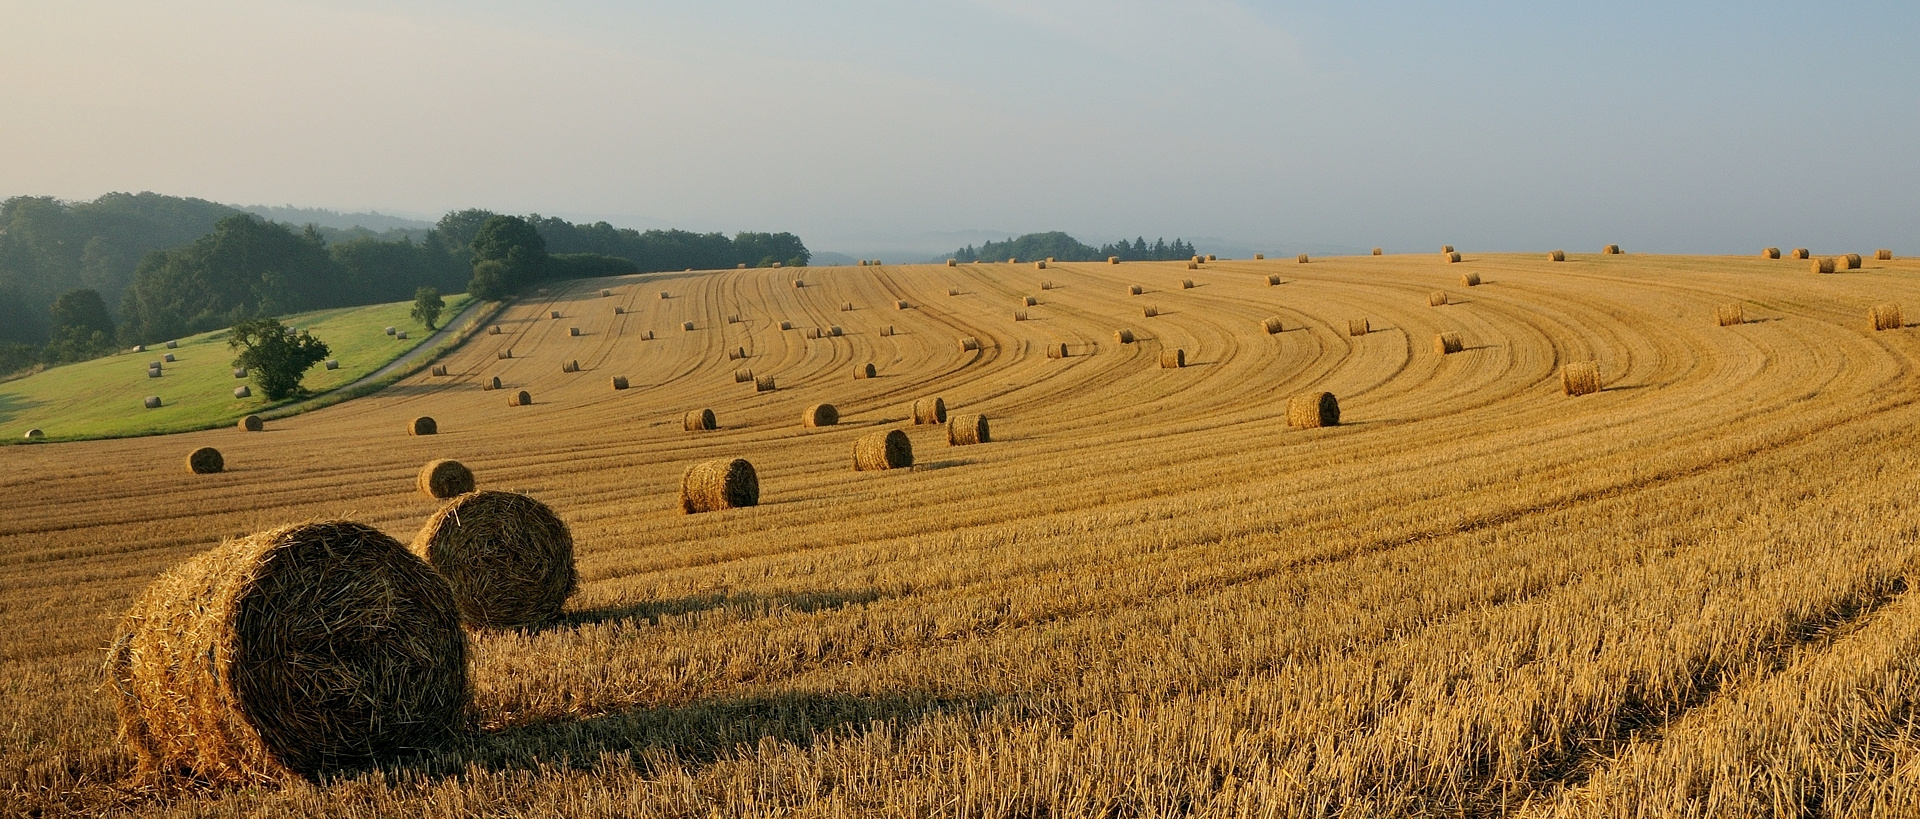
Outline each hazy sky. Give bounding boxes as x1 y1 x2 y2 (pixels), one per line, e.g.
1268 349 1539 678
3 1 1915 255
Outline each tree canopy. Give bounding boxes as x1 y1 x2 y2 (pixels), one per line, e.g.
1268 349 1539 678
948 232 1200 263
228 318 331 401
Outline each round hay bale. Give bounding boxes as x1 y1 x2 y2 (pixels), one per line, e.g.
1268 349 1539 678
1187 262 1200 270
1114 329 1136 344
561 361 579 374
856 363 877 379
165 340 179 349
325 359 339 369
948 413 990 446
1255 253 1265 259
842 302 855 312
1035 260 1047 269
611 376 630 390
734 369 754 383
1603 244 1622 255
1561 361 1602 396
1286 392 1340 428
803 403 838 427
771 261 783 268
1160 349 1186 368
1047 342 1068 359
1108 256 1119 264
511 390 532 407
1763 247 1781 259
913 397 947 425
1022 296 1037 307
755 375 776 392
1205 255 1216 262
486 376 502 391
1461 272 1481 286
107 521 467 784
685 408 717 431
600 289 612 297
24 428 44 440
143 396 161 409
1435 332 1463 355
549 311 561 320
660 291 671 300
681 458 758 513
896 300 910 310
1181 279 1196 289
1812 258 1836 274
780 321 794 331
568 327 580 337
147 366 162 378
1445 251 1462 263
133 344 145 352
489 325 502 335
416 459 475 499
1716 303 1745 327
497 350 513 360
1844 253 1863 270
1297 254 1310 263
946 259 957 267
613 306 625 315
233 368 247 379
1192 256 1203 264
1143 306 1159 318
1267 274 1282 285
830 326 844 337
386 326 398 335
1871 303 1903 331
1876 249 1894 261
1549 250 1566 262
949 287 962 296
233 386 251 399
185 447 224 474
411 491 575 627
642 330 654 340
1373 248 1383 255
1792 248 1810 259
880 325 895 336
1348 319 1370 337
959 337 981 351
682 321 695 331
409 416 437 436
853 429 913 471
1441 245 1453 253
1263 317 1284 335
163 353 176 363
239 414 263 432
1429 291 1449 307
1128 284 1143 295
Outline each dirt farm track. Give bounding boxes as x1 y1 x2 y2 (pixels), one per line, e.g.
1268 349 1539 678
9 252 1920 817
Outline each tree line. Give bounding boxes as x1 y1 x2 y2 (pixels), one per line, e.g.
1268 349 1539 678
948 232 1200 263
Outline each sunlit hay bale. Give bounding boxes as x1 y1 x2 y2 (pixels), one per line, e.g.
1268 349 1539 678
807 328 823 339
734 369 754 383
232 367 247 379
948 413 990 445
946 259 957 266
396 331 408 340
727 315 742 325
842 302 855 312
1128 284 1144 295
852 429 913 471
239 415 263 432
1108 256 1119 264
1812 258 1836 274
1297 254 1309 263
1441 245 1453 253
685 408 717 431
409 416 437 436
1429 291 1449 307
1035 261 1047 270
1041 281 1056 290
497 350 513 360
1549 250 1566 262
780 320 794 331
949 287 962 296
895 300 910 310
1205 255 1216 262
410 491 575 628
386 326 397 335
830 326 844 337
613 305 627 315
560 361 579 374
1843 253 1863 270
133 344 146 352
1461 272 1481 286
660 291 670 300
568 327 580 337
611 376 629 390
1159 349 1186 368
1267 274 1282 285
681 320 697 332
1561 361 1602 396
1763 247 1781 259
728 347 747 361
856 363 877 379
803 403 839 428
913 397 948 425
186 447 224 474
106 520 467 785
1603 244 1622 255
484 376 501 391
1114 329 1136 344
416 459 475 500
1716 304 1745 327
325 359 339 370
1349 319 1370 336
880 326 895 336
1871 303 1903 331
1182 279 1195 289
1435 332 1463 355
1022 296 1037 307
1047 343 1068 359
549 311 561 320
430 365 448 377
1792 248 1810 259
1445 251 1462 263
233 386 251 399
1287 392 1339 428
1014 311 1030 321
1253 253 1266 260
144 396 162 409
23 428 43 440
510 390 532 407
600 289 611 298
1046 256 1055 263
960 337 981 351
1877 249 1894 261
755 375 777 392
1373 248 1383 255
680 458 758 514
1263 317 1284 334
1143 306 1159 318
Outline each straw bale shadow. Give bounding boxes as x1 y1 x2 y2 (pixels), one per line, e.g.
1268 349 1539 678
551 588 886 631
913 459 974 471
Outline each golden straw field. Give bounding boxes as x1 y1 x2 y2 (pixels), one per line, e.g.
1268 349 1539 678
10 250 1920 817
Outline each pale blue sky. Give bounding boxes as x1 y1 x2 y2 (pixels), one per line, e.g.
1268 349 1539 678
2 1 1914 256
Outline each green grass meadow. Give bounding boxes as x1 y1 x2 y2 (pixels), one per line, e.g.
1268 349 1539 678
1 294 470 443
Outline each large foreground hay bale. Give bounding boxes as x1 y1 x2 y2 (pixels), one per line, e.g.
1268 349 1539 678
685 408 717 431
411 491 576 627
416 459 475 499
238 415 263 432
1717 303 1745 327
681 458 758 513
853 429 913 471
1871 303 1903 331
1287 392 1339 428
948 413 989 445
107 521 467 784
409 416 437 436
913 397 947 425
1160 349 1186 368
803 403 839 427
1562 362 1602 396
1435 332 1464 354
1461 272 1481 286
186 447 224 474
1812 258 1836 274
1429 291 1449 307
1348 319 1370 336
1876 249 1894 261
1763 247 1781 259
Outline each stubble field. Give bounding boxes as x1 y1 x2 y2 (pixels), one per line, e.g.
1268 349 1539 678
5 251 1920 817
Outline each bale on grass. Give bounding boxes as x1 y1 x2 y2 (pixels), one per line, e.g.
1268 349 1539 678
1877 249 1894 261
1267 274 1282 285
1429 291 1449 307
1812 258 1836 274
1603 244 1622 255
106 521 467 785
144 396 161 409
1461 272 1481 286
803 403 839 427
1349 319 1370 336
1763 247 1781 259
1160 349 1186 368
1717 303 1745 327
233 386 251 399
960 337 982 351
1549 250 1566 262
409 416 437 436
147 366 161 379
1435 332 1463 354
1287 392 1339 428
1114 329 1136 344
233 368 247 379
239 415 263 432
684 408 717 431
133 344 145 352
755 375 777 392
510 390 532 407
416 460 475 499
1263 317 1284 335
1128 284 1144 295
913 397 947 425
395 331 408 339
410 491 574 628
187 447 224 474
1562 362 1602 396
856 363 877 379
1871 303 1903 331
612 376 630 390
24 428 43 440
164 353 176 362
680 459 758 513
325 359 339 369
1047 343 1068 359
948 413 990 445
853 429 913 471
165 340 179 349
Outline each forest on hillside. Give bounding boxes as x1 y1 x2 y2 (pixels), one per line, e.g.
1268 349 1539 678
948 232 1200 264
